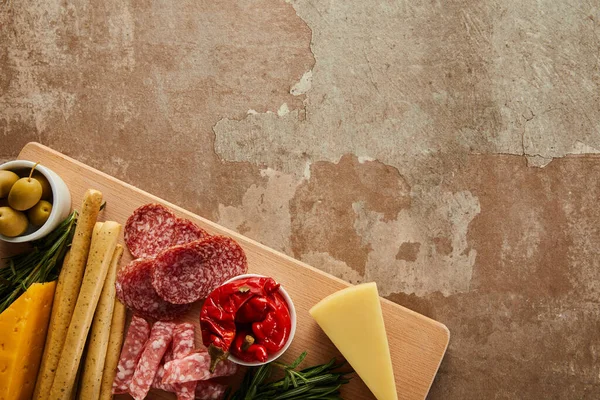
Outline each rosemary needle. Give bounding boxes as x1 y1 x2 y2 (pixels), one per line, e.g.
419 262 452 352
226 352 352 400
0 210 77 314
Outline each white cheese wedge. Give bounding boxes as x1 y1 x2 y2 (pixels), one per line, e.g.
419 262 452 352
309 282 398 400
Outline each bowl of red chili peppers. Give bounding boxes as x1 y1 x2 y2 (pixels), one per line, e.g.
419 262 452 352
200 274 297 371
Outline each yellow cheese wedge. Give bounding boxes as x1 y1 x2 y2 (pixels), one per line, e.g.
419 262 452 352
0 281 56 400
310 282 398 400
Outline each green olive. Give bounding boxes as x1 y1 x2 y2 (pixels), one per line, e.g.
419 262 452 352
32 172 52 200
0 207 29 237
28 200 53 226
8 177 43 211
0 170 19 198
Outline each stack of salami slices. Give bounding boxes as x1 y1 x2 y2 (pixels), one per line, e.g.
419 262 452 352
116 204 248 320
113 316 237 400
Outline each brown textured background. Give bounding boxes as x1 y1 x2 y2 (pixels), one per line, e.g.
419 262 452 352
2 0 599 398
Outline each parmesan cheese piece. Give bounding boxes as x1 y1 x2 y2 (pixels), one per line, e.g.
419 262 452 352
309 282 398 400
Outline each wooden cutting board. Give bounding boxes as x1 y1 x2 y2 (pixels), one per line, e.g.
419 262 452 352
5 143 449 399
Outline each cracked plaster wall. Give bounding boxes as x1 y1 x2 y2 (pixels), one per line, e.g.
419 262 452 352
213 0 600 297
2 0 600 398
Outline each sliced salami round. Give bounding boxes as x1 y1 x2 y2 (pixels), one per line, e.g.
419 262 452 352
129 321 175 400
171 323 197 399
125 203 209 259
151 363 176 393
151 342 178 392
195 381 227 400
112 316 151 394
172 218 209 247
116 258 190 320
151 236 248 305
162 351 238 384
125 204 178 259
172 322 196 358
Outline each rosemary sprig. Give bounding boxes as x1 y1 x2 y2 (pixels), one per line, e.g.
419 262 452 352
226 352 352 400
0 210 77 314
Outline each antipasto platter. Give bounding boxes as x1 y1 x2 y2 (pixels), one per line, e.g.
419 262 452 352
0 142 449 400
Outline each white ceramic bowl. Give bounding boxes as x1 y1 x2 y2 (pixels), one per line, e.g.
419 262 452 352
222 273 297 367
0 160 71 243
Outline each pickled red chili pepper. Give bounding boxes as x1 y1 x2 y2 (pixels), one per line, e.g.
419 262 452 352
200 276 292 371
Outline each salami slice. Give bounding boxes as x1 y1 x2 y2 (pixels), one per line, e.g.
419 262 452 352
130 321 175 400
195 381 227 400
152 236 248 304
125 204 209 259
152 346 176 393
172 218 209 247
125 204 179 259
171 323 197 400
116 258 190 320
112 316 151 394
162 351 238 384
172 322 195 358
151 323 198 398
153 363 176 393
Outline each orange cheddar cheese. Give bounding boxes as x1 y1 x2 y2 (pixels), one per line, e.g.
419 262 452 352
0 281 56 400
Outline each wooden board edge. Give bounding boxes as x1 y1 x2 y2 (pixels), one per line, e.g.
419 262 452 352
424 324 450 398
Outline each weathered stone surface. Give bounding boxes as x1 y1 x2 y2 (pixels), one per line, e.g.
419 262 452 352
0 0 314 218
2 0 599 398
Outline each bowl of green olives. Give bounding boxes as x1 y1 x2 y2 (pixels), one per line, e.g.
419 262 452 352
0 160 71 243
